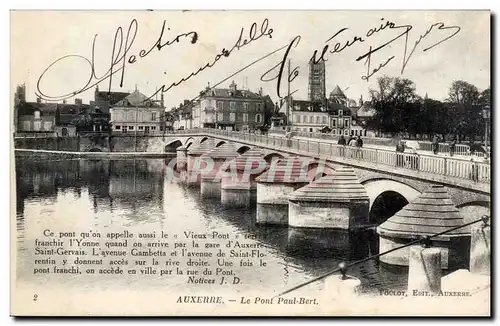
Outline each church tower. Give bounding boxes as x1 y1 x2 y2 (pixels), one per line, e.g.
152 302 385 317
308 59 326 102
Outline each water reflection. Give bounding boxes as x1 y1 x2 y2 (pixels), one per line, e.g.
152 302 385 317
15 156 407 294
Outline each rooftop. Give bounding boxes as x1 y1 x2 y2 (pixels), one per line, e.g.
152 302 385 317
113 90 160 108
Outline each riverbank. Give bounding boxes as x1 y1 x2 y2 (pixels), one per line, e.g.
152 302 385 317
14 148 176 158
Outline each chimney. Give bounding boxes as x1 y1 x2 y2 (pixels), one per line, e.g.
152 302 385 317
75 98 83 105
161 93 164 108
37 97 41 104
229 80 237 92
259 87 263 96
62 99 67 104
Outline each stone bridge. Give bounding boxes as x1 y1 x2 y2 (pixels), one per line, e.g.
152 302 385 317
161 131 491 224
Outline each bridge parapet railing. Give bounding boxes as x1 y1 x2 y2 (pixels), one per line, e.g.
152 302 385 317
271 129 474 156
153 128 491 184
195 129 490 184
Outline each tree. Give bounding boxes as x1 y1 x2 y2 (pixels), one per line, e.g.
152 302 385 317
448 80 480 105
367 76 420 136
479 87 491 109
446 80 482 141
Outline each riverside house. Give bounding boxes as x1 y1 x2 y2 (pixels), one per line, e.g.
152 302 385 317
109 90 165 134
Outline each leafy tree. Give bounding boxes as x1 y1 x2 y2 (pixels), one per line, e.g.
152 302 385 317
479 87 491 108
366 77 489 141
446 80 482 141
367 76 420 136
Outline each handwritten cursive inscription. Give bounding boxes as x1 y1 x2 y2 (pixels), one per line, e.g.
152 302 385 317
311 18 461 81
260 35 301 99
36 16 461 104
147 19 273 101
36 19 198 101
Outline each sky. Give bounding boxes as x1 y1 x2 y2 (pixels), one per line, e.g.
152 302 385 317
10 10 490 109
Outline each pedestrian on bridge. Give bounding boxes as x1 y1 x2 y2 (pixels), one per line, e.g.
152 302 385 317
396 140 405 167
469 158 479 182
338 135 346 157
348 137 357 158
449 139 456 157
355 136 363 159
432 135 439 155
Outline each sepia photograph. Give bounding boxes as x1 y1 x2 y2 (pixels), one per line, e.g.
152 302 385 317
9 9 491 317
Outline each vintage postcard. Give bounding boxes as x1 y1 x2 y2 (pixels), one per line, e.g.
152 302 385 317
10 10 491 316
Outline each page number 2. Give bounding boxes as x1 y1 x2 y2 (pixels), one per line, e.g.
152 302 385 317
33 294 38 301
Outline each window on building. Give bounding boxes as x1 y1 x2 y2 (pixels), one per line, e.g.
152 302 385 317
243 113 248 123
128 111 135 120
229 112 236 122
128 126 133 130
151 126 156 130
216 101 223 109
316 116 320 124
139 126 144 130
345 119 349 127
344 129 349 136
230 102 236 111
122 126 128 133
322 116 327 124
34 111 41 119
339 119 343 128
332 129 336 135
339 110 343 116
243 103 249 111
22 121 30 131
217 112 224 121
294 115 299 123
309 116 313 123
152 112 157 121
255 114 262 123
33 121 41 131
115 125 121 130
43 121 52 131
332 119 336 127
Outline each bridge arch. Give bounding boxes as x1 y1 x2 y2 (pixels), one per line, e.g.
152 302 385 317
236 145 251 155
456 201 491 225
308 161 336 181
216 140 226 147
164 140 183 152
184 137 195 146
362 178 421 225
200 136 209 144
263 152 285 166
88 148 103 152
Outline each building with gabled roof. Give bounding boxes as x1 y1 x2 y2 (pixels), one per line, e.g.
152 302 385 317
109 89 165 134
94 85 130 114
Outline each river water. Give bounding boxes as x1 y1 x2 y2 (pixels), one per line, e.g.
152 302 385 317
15 156 408 296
